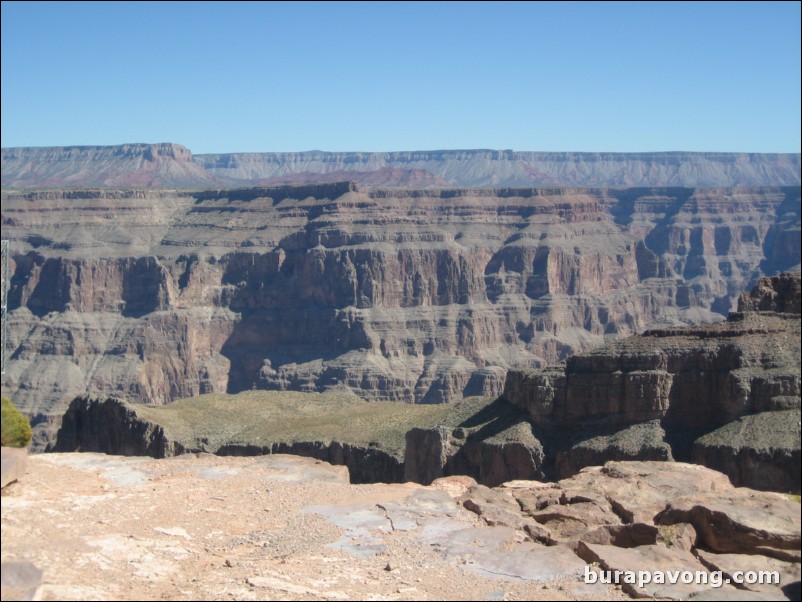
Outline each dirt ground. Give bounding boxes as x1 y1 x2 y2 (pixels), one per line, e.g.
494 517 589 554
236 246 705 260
0 452 632 601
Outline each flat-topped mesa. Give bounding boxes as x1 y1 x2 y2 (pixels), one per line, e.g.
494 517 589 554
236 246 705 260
2 142 193 161
1 143 216 189
194 149 802 188
4 144 801 189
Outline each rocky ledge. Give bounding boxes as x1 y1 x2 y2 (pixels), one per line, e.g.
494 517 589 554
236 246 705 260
2 454 800 601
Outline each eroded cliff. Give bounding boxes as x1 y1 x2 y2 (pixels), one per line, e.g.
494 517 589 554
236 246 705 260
502 273 801 491
1 185 800 449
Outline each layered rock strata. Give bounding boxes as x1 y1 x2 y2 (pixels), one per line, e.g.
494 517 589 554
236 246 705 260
457 461 801 599
1 185 799 450
502 273 801 491
3 144 800 188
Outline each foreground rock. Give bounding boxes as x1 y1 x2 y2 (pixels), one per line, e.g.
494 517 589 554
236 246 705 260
1 452 629 601
4 455 799 601
655 491 801 561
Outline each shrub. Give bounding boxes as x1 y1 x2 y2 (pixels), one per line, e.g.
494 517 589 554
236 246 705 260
1 396 33 448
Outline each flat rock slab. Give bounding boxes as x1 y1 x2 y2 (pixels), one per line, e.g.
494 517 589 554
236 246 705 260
656 490 801 560
578 542 716 599
0 561 43 601
251 455 351 483
45 452 156 487
687 586 796 601
307 487 465 556
432 525 523 559
465 542 586 581
304 502 394 557
560 461 734 525
1 447 28 489
696 549 801 596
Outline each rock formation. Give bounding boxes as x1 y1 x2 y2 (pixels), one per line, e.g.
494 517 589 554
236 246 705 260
1 184 799 450
3 144 800 188
5 453 800 601
503 272 801 491
194 150 802 188
54 395 180 458
0 143 219 189
53 272 801 492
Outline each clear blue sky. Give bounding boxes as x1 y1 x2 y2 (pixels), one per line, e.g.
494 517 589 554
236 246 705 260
2 1 800 153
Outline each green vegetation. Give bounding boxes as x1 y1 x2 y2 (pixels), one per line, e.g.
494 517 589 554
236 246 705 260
136 389 503 457
1 396 33 448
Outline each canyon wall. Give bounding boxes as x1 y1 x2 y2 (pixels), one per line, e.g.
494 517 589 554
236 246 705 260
1 184 800 449
502 273 801 491
51 274 800 492
3 144 800 189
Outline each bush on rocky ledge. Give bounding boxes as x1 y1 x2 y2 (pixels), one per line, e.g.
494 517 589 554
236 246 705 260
1 396 33 448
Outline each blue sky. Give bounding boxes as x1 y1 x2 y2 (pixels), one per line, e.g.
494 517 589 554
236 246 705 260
2 1 800 153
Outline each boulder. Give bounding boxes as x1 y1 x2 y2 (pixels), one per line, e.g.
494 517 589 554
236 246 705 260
527 501 621 544
559 461 733 525
655 490 801 561
696 549 800 597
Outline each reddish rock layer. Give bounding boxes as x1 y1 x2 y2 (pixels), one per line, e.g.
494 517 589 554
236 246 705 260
1 185 799 451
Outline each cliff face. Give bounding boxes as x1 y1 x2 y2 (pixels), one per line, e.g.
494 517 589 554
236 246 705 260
53 395 181 458
3 144 800 189
1 185 799 449
503 272 801 491
50 276 801 492
505 311 801 430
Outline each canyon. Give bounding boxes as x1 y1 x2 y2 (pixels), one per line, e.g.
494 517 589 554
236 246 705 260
49 273 801 494
1 144 800 601
1 180 800 451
